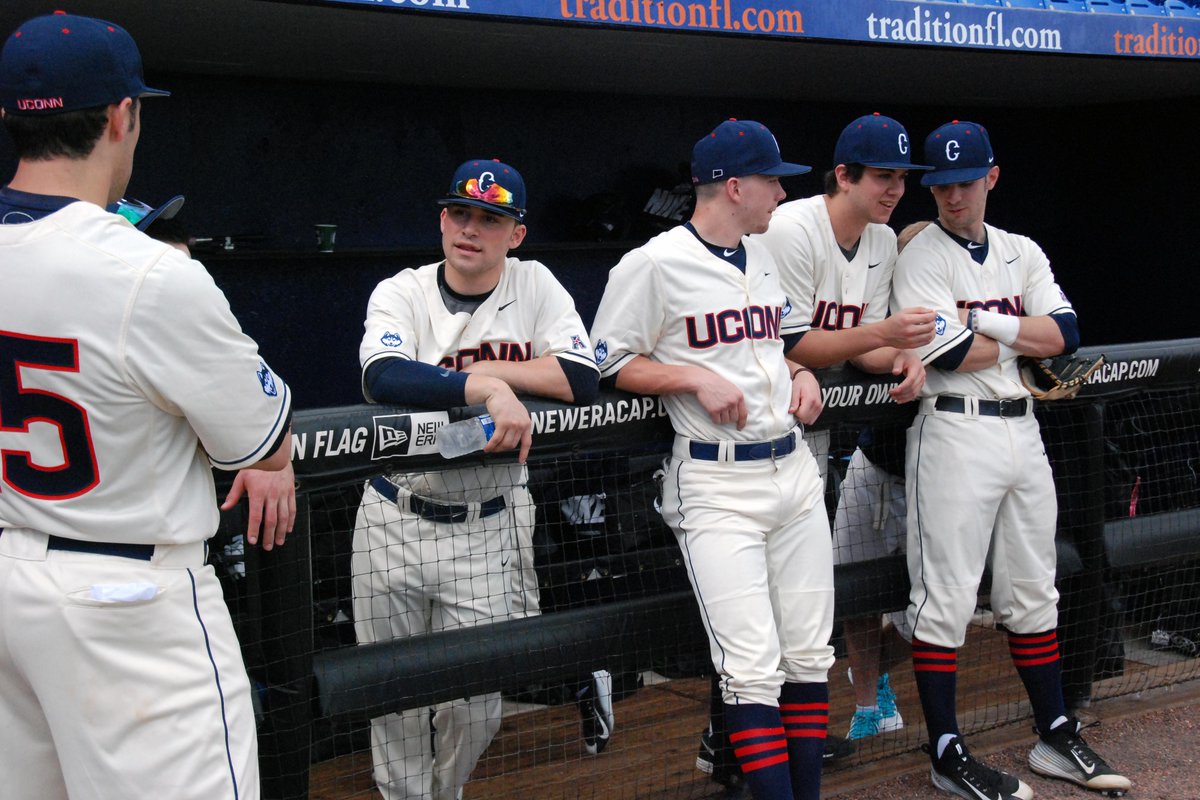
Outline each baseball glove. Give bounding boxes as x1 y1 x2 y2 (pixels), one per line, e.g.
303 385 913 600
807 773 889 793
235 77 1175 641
1019 354 1105 401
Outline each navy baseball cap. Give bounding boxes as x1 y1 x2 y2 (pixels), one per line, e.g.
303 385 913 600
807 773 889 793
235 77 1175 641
438 159 527 221
109 194 185 230
834 113 931 171
0 12 168 115
921 120 996 187
691 119 811 186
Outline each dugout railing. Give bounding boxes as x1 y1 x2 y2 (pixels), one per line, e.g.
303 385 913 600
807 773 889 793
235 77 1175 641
221 338 1200 799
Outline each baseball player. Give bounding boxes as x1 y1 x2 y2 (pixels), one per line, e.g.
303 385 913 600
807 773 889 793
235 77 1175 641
0 13 293 800
762 111 935 743
351 158 601 800
693 113 935 778
891 120 1129 799
590 118 832 800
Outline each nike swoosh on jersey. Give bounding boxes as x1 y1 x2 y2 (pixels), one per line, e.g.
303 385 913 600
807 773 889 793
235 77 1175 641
868 262 882 269
722 248 738 257
1005 256 1019 264
498 300 517 311
967 242 984 250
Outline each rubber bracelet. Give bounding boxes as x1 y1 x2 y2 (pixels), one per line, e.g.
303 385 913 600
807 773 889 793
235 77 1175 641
970 308 1021 346
791 366 814 380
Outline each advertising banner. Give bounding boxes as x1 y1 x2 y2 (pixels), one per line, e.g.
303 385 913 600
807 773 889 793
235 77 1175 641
316 0 1200 60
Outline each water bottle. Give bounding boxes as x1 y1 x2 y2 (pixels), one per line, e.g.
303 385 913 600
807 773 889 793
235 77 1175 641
437 413 495 458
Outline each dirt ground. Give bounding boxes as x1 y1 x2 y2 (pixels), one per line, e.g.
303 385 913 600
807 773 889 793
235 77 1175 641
825 679 1200 799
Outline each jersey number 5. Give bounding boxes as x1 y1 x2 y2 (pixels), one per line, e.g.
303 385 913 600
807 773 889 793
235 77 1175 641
0 330 100 499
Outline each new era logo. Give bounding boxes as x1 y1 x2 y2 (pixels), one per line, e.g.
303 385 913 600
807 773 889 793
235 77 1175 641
371 414 413 459
378 426 409 450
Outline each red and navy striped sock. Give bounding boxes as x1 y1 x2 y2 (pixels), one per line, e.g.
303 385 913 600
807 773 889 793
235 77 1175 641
912 638 959 747
725 702 792 799
1009 629 1068 735
779 681 827 800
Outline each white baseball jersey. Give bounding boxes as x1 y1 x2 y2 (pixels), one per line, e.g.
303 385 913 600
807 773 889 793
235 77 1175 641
757 194 895 335
591 224 834 708
892 222 1074 400
590 225 801 443
754 193 898 486
355 256 593 800
1 197 287 800
0 202 292 545
894 220 1068 647
360 256 596 502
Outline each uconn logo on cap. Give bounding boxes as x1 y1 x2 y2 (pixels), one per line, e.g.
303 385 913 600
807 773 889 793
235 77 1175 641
898 133 910 156
944 139 963 162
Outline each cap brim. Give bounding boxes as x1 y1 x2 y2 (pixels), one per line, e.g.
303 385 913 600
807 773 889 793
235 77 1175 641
139 87 171 98
761 161 813 177
920 166 992 186
137 195 185 230
856 161 934 171
437 196 525 221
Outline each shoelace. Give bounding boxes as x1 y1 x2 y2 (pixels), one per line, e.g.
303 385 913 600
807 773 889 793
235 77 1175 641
849 710 879 738
925 742 1008 794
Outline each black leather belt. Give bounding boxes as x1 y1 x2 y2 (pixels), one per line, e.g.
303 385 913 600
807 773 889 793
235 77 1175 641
935 396 1029 418
689 431 797 462
0 529 156 561
370 477 506 524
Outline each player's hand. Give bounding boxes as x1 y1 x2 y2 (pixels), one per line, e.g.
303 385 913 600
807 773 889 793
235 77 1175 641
221 461 297 551
881 308 938 349
691 367 747 430
480 381 533 463
888 350 926 403
789 368 823 425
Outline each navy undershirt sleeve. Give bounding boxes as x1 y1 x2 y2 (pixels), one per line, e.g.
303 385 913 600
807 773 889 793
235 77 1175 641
782 332 804 354
932 333 973 372
259 407 294 461
560 357 600 405
1052 312 1081 355
363 357 468 408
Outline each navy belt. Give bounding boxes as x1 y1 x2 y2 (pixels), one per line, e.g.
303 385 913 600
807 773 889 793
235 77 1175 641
689 431 796 462
0 529 155 561
370 477 506 524
935 395 1029 418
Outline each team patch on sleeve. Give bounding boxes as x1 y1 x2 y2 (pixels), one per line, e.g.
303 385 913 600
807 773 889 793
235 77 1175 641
782 298 793 318
381 331 403 348
935 313 948 336
257 362 279 397
571 334 587 351
594 339 609 365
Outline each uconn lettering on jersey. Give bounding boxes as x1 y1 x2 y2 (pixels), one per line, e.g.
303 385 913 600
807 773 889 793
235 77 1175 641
686 305 782 349
438 340 533 370
811 300 867 331
956 295 1024 316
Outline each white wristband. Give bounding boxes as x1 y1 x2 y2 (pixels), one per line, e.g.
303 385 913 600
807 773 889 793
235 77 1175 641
996 341 1020 363
970 308 1021 346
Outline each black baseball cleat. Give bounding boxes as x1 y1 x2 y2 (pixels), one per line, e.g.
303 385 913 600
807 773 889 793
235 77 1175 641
823 733 855 765
578 669 615 755
929 736 1033 800
696 728 747 791
1028 718 1131 797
